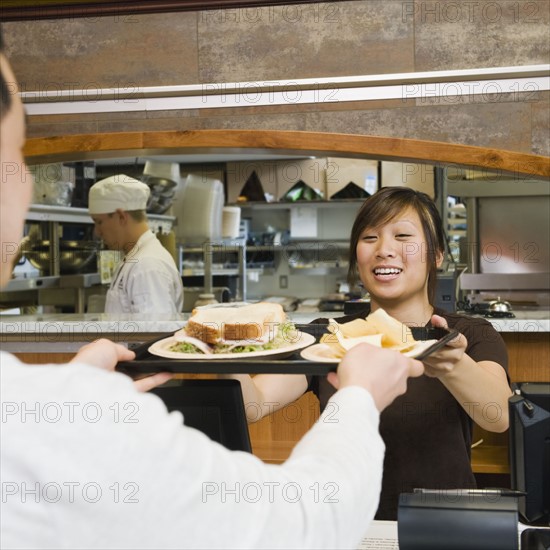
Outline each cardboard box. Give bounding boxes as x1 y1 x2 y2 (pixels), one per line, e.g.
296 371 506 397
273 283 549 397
325 158 378 199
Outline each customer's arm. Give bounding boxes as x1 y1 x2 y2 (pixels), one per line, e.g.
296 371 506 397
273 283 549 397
55 344 422 550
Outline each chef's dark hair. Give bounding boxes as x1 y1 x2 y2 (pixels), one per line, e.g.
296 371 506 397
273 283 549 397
348 186 445 304
0 27 13 120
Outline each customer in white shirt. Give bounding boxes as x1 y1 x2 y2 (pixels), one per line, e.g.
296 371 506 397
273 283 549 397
88 174 184 314
0 31 423 549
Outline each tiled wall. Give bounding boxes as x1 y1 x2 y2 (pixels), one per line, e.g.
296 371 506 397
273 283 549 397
3 0 548 156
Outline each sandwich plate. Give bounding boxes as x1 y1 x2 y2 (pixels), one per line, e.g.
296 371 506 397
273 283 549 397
148 330 316 360
300 339 439 364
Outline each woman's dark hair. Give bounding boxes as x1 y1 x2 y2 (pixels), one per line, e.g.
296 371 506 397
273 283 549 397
0 27 13 120
348 186 446 305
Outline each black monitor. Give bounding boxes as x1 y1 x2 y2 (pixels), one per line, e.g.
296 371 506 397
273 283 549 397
509 382 550 525
149 379 252 453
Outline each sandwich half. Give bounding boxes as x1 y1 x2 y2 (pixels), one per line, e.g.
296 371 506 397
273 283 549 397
170 302 292 354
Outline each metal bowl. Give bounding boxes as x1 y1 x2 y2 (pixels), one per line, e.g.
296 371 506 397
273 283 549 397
142 161 180 214
143 176 177 214
23 240 98 274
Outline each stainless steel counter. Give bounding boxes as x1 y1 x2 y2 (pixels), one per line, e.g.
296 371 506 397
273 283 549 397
0 310 548 353
290 310 550 332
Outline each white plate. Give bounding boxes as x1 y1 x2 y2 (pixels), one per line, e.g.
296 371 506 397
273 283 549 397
149 331 316 360
300 339 438 364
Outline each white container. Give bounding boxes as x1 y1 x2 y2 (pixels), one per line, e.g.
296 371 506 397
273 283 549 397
222 206 241 239
173 174 224 243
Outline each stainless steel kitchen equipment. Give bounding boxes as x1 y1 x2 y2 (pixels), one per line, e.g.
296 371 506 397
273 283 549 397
142 160 180 214
488 297 513 314
447 177 550 309
22 239 98 274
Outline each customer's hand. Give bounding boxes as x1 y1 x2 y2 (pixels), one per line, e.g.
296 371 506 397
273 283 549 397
71 338 135 370
71 339 173 392
327 343 424 412
131 372 174 393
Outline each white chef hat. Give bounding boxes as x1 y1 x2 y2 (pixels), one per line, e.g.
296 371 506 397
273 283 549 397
88 175 150 214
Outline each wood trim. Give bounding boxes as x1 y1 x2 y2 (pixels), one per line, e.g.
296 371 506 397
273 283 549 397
24 129 550 177
471 445 509 475
0 1 346 21
502 332 550 383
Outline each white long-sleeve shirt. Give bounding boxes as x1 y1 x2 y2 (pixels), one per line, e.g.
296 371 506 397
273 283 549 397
0 351 385 550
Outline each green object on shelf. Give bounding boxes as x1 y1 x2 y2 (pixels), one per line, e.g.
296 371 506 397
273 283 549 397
281 180 323 202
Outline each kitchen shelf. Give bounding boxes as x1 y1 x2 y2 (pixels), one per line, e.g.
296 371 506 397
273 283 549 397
233 199 365 210
27 204 91 224
181 268 263 277
27 204 175 227
2 275 61 292
181 243 349 253
247 242 349 251
2 273 102 293
289 266 347 275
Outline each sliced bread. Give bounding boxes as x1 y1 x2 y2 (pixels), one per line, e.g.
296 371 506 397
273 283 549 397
185 302 286 344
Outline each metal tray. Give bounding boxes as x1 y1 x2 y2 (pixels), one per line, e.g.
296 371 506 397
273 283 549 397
115 325 454 377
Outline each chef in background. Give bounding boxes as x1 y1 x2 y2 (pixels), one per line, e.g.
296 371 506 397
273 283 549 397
88 175 183 314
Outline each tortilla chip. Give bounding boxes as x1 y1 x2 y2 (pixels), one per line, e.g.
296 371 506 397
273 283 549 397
364 309 415 350
320 310 417 355
338 318 379 338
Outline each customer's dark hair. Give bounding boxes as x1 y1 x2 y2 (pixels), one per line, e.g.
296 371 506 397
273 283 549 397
348 186 446 304
0 26 13 120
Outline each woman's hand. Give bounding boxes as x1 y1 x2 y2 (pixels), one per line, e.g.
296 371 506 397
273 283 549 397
71 338 173 392
422 314 468 378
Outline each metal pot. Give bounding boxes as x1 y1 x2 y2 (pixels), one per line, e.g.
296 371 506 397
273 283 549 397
23 240 98 274
142 161 180 214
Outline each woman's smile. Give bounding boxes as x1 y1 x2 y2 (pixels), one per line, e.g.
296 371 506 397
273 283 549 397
372 265 403 281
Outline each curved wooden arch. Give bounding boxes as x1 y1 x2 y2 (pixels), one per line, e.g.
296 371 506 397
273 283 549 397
24 130 549 178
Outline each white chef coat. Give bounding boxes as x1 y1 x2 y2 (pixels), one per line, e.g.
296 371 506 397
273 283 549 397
0 351 384 550
105 230 183 314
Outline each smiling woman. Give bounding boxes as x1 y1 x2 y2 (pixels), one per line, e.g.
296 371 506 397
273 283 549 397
350 186 446 306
